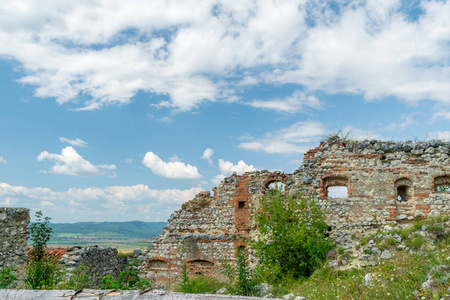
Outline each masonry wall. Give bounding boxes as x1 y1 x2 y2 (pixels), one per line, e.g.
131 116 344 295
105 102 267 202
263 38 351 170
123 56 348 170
0 207 30 272
145 139 450 282
58 246 127 287
143 172 285 282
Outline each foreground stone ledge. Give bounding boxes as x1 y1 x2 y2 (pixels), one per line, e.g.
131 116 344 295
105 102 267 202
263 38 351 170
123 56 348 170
0 289 282 300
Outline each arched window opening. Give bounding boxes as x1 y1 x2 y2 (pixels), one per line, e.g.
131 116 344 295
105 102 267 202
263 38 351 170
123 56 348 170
265 181 286 198
435 175 450 192
394 178 413 202
323 177 348 198
268 181 286 191
148 259 168 270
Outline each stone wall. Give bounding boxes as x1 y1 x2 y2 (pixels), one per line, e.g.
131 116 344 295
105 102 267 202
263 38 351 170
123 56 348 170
144 139 450 282
0 207 30 271
143 172 285 282
58 246 127 287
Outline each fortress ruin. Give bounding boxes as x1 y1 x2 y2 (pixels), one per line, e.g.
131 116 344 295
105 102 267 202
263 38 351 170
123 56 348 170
142 139 450 282
1 139 450 284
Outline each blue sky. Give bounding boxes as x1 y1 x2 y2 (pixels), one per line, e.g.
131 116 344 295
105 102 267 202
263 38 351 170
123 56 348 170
0 0 449 222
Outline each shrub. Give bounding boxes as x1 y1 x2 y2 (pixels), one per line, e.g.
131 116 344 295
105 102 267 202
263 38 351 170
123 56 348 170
0 267 17 288
100 258 152 290
252 185 333 282
57 265 91 290
178 264 221 294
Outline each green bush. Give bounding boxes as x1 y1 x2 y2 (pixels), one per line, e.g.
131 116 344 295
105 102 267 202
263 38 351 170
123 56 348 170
100 258 152 290
57 265 91 290
0 267 17 288
178 264 222 294
252 185 333 282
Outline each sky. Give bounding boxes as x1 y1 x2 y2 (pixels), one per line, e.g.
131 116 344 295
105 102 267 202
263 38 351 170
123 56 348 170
0 0 450 223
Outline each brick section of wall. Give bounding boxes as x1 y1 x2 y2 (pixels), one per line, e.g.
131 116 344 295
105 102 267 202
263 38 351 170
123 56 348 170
145 140 450 283
0 207 30 271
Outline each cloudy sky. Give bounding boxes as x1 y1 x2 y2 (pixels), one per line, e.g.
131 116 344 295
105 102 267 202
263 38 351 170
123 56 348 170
1 0 449 223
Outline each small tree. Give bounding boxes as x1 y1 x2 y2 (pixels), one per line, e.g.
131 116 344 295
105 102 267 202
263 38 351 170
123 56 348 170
252 185 332 282
27 211 61 289
29 211 53 261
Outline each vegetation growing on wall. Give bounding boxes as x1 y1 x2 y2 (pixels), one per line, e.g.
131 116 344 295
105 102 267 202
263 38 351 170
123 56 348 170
252 185 333 282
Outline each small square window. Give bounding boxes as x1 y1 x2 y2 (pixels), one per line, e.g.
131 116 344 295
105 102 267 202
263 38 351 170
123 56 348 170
238 201 245 209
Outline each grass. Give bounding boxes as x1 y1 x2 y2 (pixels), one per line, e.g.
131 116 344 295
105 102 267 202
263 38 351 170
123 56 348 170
284 241 450 300
272 216 450 300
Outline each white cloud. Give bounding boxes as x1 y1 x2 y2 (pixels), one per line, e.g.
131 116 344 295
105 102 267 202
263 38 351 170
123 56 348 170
1 1 449 111
239 121 325 154
0 156 6 164
59 137 88 148
212 159 257 184
125 158 133 164
248 90 321 113
428 131 450 141
169 155 182 162
0 197 18 206
340 126 384 141
383 113 420 131
432 110 450 122
0 182 203 222
142 152 201 179
201 148 214 165
37 146 116 176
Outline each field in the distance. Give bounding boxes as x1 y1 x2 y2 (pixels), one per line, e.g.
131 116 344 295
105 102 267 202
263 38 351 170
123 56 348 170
47 239 151 251
40 220 167 251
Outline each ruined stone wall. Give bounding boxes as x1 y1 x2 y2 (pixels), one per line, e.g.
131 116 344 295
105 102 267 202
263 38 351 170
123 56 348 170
0 207 30 271
143 172 285 282
290 140 450 231
58 246 127 287
145 139 450 282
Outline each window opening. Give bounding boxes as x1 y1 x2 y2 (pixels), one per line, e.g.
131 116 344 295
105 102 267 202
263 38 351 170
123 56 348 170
435 175 450 192
268 181 286 191
323 177 348 198
238 201 245 209
394 178 413 202
397 185 410 201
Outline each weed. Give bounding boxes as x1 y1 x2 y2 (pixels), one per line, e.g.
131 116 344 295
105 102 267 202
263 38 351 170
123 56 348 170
100 258 152 290
0 267 17 288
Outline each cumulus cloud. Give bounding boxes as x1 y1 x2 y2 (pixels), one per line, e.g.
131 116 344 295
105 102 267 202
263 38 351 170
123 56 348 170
59 137 88 148
1 1 449 111
383 113 420 131
0 182 203 222
212 159 257 184
248 90 321 113
339 126 384 141
0 156 6 164
37 146 116 176
239 121 326 154
142 152 201 179
0 197 18 206
428 131 450 141
432 110 450 122
201 148 214 165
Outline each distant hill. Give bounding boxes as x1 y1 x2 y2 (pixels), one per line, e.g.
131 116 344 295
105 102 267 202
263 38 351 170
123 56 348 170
49 221 167 239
